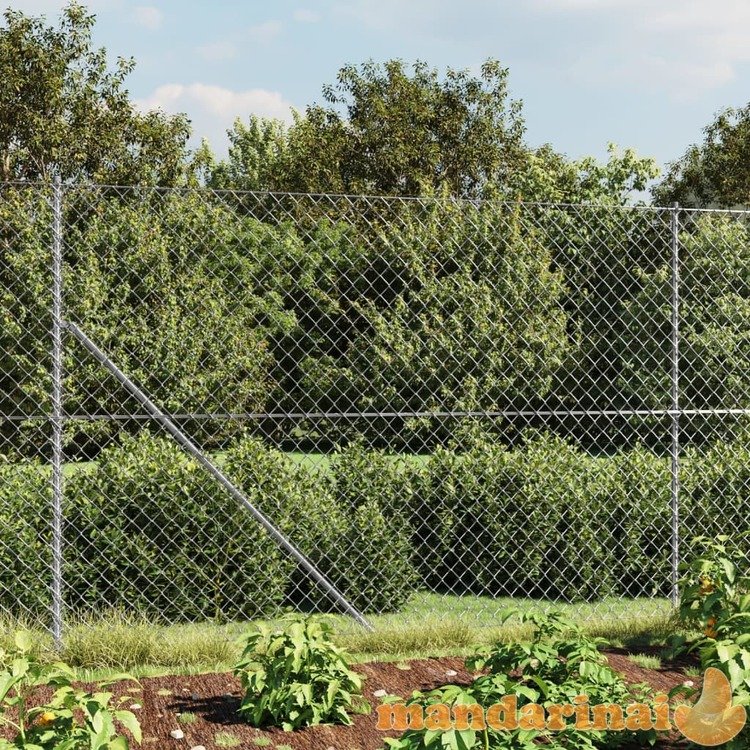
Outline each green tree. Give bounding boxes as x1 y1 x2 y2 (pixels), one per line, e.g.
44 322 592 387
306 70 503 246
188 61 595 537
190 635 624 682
207 59 657 205
300 58 528 197
0 187 298 456
208 59 529 197
654 104 750 207
204 117 290 192
290 201 570 447
0 2 190 184
615 215 750 444
522 142 658 205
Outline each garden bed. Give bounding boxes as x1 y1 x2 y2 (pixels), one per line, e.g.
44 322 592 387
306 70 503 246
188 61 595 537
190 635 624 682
47 649 698 750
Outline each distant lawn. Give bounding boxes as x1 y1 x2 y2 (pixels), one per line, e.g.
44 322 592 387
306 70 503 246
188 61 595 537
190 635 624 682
5 450 434 477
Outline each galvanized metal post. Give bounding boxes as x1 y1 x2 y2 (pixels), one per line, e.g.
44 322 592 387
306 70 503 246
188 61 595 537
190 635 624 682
50 176 64 648
670 203 681 608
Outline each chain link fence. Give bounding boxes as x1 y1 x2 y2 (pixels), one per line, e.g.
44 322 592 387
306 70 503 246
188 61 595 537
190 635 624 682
2 181 749 640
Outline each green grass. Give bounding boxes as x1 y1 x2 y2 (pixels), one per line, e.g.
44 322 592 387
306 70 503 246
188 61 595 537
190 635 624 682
0 592 678 681
177 712 198 724
61 612 237 671
627 653 663 670
331 592 675 658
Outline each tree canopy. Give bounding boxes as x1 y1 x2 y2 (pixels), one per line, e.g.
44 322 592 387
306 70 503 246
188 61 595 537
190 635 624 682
1 3 661 202
0 2 190 184
204 59 657 204
653 104 750 208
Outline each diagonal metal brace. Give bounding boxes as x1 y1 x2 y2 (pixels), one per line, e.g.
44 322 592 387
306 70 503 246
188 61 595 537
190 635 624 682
64 320 373 631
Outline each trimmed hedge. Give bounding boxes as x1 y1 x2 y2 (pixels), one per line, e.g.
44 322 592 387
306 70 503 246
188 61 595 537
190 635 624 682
411 433 670 601
684 430 750 557
0 462 52 617
321 444 420 612
604 445 673 598
62 434 419 620
0 429 747 621
65 433 292 621
223 438 419 613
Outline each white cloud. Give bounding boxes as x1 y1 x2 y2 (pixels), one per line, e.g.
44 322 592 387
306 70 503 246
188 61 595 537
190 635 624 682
8 0 164 26
644 1 750 32
136 82 294 154
332 0 428 31
132 5 163 30
247 20 282 43
139 82 292 120
292 8 320 23
570 53 735 102
197 40 239 61
528 0 750 100
529 0 627 8
196 20 282 64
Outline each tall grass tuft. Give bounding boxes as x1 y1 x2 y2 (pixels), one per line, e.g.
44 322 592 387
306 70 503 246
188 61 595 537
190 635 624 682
62 610 236 669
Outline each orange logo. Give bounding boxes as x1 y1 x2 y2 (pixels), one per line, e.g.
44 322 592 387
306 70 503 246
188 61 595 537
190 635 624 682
376 668 747 746
674 668 746 746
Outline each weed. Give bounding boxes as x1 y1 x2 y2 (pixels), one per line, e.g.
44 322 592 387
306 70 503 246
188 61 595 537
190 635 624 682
628 653 662 670
0 631 141 749
214 731 242 748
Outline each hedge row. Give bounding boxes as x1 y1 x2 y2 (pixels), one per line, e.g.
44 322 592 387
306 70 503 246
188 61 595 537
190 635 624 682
0 430 747 621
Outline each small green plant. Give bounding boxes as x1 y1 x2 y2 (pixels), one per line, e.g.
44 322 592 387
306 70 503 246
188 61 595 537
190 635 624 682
0 631 141 749
176 711 197 724
250 739 271 748
679 534 750 638
233 616 368 731
627 654 662 670
214 731 241 748
386 610 659 750
676 534 750 749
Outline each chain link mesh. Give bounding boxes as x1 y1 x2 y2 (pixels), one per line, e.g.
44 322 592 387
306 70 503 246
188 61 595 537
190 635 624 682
1 182 749 634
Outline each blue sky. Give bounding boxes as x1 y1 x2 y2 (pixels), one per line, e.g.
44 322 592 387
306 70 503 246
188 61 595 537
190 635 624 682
10 0 750 176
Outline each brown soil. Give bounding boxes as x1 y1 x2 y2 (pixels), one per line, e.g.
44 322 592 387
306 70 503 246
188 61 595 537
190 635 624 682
114 656 476 750
11 650 703 749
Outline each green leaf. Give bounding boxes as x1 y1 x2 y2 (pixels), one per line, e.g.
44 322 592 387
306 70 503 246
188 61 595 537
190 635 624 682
14 631 32 652
114 710 142 744
722 559 738 584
